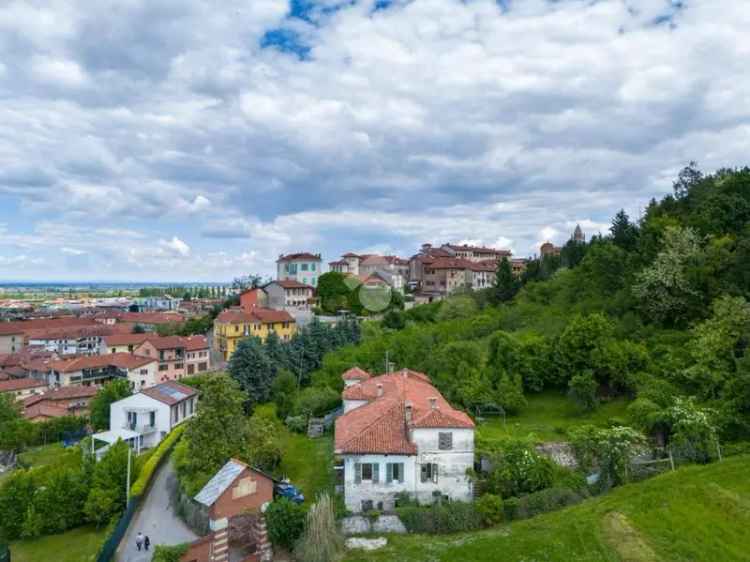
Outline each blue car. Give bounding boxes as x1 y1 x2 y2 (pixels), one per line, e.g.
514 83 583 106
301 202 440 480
275 481 305 504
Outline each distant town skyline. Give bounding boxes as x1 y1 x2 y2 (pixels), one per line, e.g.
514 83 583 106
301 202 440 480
0 0 746 281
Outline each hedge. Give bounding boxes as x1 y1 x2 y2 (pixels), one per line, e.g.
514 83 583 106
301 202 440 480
396 501 482 534
130 425 185 497
503 486 589 521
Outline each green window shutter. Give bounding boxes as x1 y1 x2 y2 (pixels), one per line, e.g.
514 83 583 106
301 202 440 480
398 463 405 483
354 463 361 484
420 464 428 483
432 463 438 484
386 463 393 484
373 463 380 483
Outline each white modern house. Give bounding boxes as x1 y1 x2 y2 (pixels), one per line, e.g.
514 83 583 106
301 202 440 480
335 368 475 513
92 380 198 458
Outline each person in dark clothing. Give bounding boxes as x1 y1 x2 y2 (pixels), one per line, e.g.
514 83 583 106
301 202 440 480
144 536 151 551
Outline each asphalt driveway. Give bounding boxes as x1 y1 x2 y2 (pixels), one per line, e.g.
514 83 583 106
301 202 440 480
117 459 198 562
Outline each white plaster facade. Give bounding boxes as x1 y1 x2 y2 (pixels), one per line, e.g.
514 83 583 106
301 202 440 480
342 427 474 512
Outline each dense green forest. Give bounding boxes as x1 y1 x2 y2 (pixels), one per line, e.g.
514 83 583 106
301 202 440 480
304 164 750 444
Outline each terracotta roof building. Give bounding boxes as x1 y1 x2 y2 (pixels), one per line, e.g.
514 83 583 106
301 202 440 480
335 368 475 513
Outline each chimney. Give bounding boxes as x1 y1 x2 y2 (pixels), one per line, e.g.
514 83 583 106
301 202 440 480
402 368 408 378
405 400 413 423
376 383 383 397
429 397 438 410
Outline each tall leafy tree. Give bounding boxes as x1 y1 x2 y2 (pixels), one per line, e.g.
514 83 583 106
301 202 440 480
89 379 132 431
178 374 251 495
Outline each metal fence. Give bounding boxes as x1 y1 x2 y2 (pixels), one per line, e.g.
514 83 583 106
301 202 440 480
96 497 140 562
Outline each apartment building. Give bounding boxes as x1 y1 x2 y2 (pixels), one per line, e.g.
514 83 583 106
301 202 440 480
276 252 322 287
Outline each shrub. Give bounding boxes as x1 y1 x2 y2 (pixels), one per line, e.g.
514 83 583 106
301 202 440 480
131 425 185 497
504 487 588 522
476 494 504 527
152 543 189 562
484 440 555 497
266 498 306 551
285 415 308 434
295 386 340 417
396 501 482 534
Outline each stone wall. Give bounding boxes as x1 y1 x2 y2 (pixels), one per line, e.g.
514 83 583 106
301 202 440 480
340 515 407 536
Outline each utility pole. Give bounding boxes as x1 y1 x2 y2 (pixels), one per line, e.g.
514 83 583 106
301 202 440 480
385 350 389 374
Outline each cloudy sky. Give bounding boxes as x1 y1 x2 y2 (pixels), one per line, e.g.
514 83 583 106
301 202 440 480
0 0 747 281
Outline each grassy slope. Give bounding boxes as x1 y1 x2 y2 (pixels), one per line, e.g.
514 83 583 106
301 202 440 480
10 525 107 562
477 390 630 444
344 455 750 562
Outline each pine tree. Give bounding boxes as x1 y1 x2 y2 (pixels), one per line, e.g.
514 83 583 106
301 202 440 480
494 257 519 303
228 337 276 404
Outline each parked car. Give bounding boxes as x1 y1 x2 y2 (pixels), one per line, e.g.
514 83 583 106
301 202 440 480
275 480 305 504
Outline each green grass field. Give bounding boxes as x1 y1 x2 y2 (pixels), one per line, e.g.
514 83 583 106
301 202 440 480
477 390 630 444
254 403 336 501
344 455 750 562
10 525 107 562
17 443 75 469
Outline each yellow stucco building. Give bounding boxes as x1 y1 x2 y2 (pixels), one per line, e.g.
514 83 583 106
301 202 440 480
213 307 297 361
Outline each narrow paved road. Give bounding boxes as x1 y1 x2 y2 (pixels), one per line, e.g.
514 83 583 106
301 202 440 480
117 459 198 562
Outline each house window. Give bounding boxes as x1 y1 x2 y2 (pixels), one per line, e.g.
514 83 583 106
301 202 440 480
354 462 379 483
301 263 308 271
438 432 453 450
361 500 374 512
149 411 155 427
158 364 168 372
420 463 438 484
386 463 404 484
173 407 179 424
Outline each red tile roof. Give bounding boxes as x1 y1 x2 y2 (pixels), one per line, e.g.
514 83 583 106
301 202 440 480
445 243 512 256
276 252 322 262
23 384 99 407
0 377 47 392
215 307 294 325
24 403 69 420
0 317 96 336
25 324 117 341
182 335 209 352
342 367 371 381
335 369 474 455
103 333 150 347
48 353 155 373
268 280 315 290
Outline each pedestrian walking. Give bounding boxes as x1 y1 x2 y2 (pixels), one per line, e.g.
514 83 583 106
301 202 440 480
144 536 151 551
136 532 144 551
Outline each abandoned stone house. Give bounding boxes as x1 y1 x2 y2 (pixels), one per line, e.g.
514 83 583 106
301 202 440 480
335 367 476 513
181 459 275 562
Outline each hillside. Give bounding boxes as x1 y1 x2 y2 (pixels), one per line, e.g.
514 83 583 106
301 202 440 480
344 455 750 562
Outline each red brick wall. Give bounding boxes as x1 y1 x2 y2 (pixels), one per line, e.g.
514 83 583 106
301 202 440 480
209 468 274 520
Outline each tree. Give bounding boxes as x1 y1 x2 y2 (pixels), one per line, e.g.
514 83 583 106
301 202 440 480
632 226 704 325
496 372 526 415
436 295 478 321
382 308 406 330
271 369 298 421
0 394 32 452
681 295 750 400
85 439 133 526
175 375 251 496
316 272 352 314
672 161 703 199
610 209 639 251
569 425 644 490
228 337 276 405
245 413 283 472
568 370 599 411
89 379 131 431
494 257 519 303
132 324 146 334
